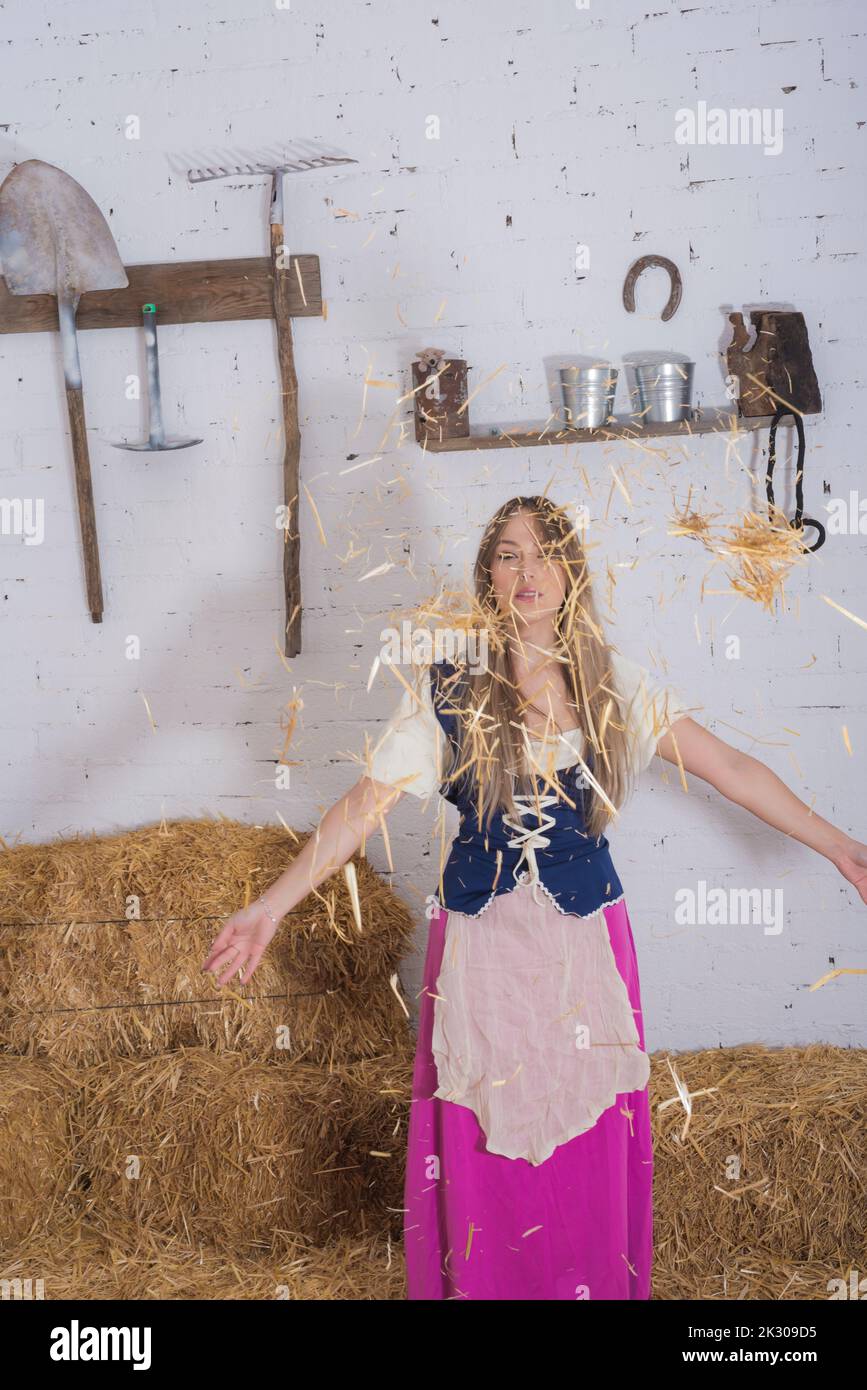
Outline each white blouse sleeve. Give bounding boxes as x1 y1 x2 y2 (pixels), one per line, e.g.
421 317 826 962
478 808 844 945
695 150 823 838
608 649 690 776
365 665 445 799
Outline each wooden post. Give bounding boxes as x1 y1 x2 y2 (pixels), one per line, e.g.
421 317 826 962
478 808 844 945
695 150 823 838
270 226 302 658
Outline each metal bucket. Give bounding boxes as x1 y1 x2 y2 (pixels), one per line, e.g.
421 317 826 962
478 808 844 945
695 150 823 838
560 364 618 429
630 360 695 423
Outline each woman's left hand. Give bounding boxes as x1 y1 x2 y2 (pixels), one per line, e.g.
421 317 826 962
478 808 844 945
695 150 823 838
832 838 867 905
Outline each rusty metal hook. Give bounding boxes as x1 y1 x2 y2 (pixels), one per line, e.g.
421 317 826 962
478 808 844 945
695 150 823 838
622 254 683 322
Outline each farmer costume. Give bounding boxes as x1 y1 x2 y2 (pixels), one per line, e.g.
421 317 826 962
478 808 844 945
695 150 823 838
370 652 688 1300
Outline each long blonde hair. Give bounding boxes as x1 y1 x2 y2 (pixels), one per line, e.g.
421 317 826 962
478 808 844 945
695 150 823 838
437 495 636 840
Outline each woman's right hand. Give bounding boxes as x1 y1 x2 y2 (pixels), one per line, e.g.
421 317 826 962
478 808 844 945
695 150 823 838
201 899 282 987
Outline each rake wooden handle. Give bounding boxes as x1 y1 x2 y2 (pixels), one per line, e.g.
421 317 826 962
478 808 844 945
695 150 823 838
270 222 302 657
64 383 104 622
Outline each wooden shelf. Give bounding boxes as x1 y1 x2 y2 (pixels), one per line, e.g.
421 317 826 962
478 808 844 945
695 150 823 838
418 406 774 453
0 254 322 334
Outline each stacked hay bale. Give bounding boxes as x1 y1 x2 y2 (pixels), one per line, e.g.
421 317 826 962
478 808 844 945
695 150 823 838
649 1043 867 1300
2 818 864 1300
0 817 416 1298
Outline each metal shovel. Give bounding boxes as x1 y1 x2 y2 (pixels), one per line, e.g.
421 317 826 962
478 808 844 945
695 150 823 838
0 158 128 622
113 303 202 451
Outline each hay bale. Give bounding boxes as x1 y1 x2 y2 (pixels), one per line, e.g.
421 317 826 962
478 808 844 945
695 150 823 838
0 817 417 1065
3 1043 865 1301
0 1058 82 1246
0 1218 407 1299
650 1043 867 1299
75 1048 412 1255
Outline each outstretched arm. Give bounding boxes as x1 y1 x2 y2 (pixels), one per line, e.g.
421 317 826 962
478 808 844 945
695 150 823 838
262 775 404 918
656 717 867 905
202 775 404 985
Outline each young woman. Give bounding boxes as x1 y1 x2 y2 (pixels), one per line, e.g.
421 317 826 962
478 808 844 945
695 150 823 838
203 494 867 1302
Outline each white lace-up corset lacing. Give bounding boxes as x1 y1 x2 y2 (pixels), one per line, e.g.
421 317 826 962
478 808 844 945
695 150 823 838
501 791 560 906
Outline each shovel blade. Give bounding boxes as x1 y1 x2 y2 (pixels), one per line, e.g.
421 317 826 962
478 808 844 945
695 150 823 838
0 158 128 298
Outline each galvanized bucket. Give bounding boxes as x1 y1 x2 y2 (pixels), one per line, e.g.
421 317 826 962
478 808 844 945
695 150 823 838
630 359 695 423
560 364 618 428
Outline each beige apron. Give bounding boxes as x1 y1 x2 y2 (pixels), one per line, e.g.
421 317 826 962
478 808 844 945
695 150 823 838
430 876 650 1166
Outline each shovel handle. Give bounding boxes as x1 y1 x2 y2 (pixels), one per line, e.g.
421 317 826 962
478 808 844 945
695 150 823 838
271 221 302 657
64 384 104 622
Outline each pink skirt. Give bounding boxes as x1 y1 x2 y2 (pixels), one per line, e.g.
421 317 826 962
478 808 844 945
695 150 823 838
402 890 653 1300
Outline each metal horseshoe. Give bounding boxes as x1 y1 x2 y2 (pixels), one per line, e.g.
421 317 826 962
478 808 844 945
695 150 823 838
622 254 683 322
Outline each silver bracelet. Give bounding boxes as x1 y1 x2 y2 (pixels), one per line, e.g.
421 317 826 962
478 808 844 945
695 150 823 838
257 895 279 926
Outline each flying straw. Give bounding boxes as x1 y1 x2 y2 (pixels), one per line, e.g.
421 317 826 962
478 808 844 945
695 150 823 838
820 594 867 632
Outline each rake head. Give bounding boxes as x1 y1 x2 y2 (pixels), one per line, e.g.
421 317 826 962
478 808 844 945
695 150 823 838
187 150 356 183
177 142 357 221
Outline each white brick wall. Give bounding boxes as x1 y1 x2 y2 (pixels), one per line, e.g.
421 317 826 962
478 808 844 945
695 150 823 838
1 0 864 1047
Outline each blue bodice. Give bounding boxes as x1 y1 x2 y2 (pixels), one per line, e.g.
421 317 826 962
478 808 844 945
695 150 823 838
428 661 625 920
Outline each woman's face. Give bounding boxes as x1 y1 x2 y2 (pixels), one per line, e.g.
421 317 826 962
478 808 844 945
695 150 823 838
488 511 567 630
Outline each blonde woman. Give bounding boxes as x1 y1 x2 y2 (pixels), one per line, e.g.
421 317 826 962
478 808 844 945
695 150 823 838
203 495 867 1301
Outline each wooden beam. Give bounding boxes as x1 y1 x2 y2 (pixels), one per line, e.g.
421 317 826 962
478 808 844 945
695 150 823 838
416 408 775 452
0 254 322 333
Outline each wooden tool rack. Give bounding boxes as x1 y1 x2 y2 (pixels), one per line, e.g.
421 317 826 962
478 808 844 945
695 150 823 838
0 253 321 652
